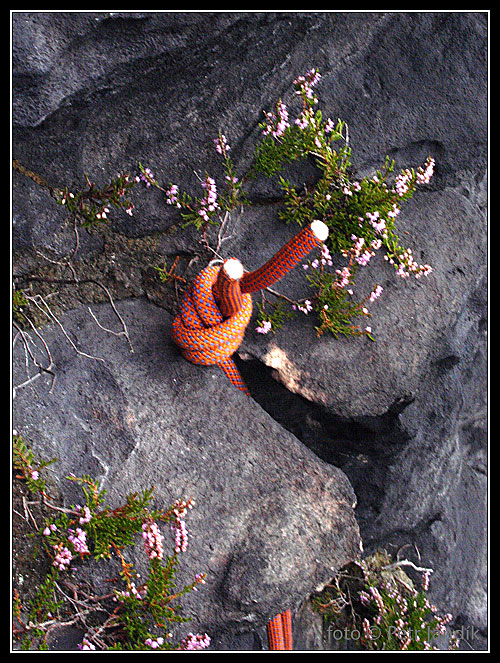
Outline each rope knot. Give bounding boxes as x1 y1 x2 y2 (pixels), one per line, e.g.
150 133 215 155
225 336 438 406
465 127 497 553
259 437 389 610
171 221 328 395
171 261 252 367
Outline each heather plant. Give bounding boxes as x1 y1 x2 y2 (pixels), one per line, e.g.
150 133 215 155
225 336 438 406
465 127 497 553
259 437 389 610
12 287 28 326
312 551 459 651
12 434 209 651
13 160 136 229
55 172 135 228
138 68 434 340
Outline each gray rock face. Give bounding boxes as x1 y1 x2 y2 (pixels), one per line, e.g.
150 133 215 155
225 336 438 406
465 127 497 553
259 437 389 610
12 11 488 650
12 299 361 646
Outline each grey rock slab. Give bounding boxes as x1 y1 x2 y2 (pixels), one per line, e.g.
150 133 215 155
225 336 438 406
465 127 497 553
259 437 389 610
12 297 361 642
12 13 487 244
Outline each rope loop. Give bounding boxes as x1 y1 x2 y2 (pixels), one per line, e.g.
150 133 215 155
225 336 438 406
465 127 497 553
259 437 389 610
171 263 252 367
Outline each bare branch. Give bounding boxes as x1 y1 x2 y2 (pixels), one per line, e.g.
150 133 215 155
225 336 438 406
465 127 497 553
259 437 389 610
382 559 434 576
26 293 106 363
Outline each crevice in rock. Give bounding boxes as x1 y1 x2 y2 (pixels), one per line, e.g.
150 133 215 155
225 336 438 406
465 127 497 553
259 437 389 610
233 354 412 542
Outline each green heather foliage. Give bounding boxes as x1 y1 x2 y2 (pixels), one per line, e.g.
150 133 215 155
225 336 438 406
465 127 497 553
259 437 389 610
12 435 209 651
139 68 434 339
55 172 136 228
312 551 459 651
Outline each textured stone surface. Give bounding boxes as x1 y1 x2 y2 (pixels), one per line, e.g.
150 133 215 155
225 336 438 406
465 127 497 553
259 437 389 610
12 299 361 647
12 11 488 650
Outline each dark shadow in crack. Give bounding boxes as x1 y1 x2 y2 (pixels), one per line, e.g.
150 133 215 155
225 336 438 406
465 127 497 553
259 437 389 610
233 354 412 542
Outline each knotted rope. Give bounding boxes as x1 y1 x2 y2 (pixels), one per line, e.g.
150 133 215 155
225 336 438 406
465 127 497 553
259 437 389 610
171 260 253 394
171 220 329 650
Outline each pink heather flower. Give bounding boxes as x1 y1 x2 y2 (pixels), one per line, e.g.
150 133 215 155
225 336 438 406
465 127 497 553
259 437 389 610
53 544 73 571
262 100 290 138
31 470 39 480
369 285 383 302
79 506 92 524
297 299 313 314
166 184 181 208
394 168 413 196
43 527 51 536
178 633 211 651
68 527 89 555
172 517 188 553
172 497 195 519
366 211 386 234
256 320 272 334
214 134 230 155
356 251 372 266
115 581 147 602
130 582 147 600
421 570 432 591
321 244 333 266
136 167 154 187
192 572 207 591
78 639 96 650
334 266 351 290
363 618 373 640
324 118 335 133
293 68 321 103
295 109 313 129
416 156 435 184
369 585 385 612
197 175 218 222
142 520 164 561
145 637 164 649
394 247 433 279
359 590 371 606
387 203 400 218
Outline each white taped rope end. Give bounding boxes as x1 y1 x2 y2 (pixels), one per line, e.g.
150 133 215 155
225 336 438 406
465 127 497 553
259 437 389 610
310 220 329 242
223 258 244 281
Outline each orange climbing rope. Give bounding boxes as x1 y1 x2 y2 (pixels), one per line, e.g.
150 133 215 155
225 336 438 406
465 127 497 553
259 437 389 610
267 609 293 650
240 220 328 294
171 262 253 394
171 220 329 650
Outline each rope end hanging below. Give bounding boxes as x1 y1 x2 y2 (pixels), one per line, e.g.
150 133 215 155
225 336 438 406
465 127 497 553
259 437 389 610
267 609 293 650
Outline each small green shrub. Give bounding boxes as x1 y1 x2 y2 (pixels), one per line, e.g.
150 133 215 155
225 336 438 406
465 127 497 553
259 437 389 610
312 551 459 651
12 434 209 651
139 68 434 340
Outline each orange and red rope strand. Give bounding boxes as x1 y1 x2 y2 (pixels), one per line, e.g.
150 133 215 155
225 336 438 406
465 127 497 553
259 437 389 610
171 220 328 650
